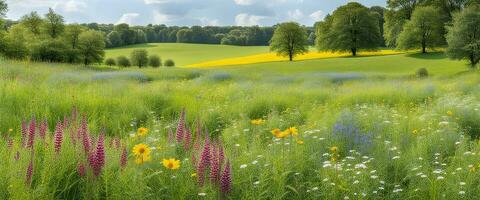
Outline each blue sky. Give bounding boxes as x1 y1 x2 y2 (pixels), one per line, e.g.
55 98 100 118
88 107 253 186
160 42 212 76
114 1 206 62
5 0 386 26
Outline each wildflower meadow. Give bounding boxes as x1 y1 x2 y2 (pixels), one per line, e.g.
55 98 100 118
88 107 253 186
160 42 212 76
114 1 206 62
1 0 480 199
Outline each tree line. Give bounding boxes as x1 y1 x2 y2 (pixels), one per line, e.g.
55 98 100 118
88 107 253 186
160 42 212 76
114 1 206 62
0 7 105 65
1 0 479 67
270 1 480 67
97 24 315 48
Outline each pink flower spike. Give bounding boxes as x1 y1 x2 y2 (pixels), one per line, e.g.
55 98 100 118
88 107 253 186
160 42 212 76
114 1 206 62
176 109 186 144
39 119 47 140
27 118 36 149
93 134 105 177
26 159 33 186
77 163 86 177
220 160 232 195
120 147 128 169
53 122 64 153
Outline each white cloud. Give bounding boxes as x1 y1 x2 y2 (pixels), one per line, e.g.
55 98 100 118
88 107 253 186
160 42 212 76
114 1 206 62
144 0 172 4
153 11 177 25
287 9 304 20
309 10 324 21
116 13 140 25
199 17 220 26
235 13 266 26
53 0 87 13
234 0 255 5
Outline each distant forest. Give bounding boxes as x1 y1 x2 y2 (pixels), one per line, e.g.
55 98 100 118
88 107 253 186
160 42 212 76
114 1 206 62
2 20 316 48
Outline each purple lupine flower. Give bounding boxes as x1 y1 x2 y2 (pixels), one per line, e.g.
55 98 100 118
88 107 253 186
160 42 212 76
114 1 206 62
218 143 225 165
78 116 89 141
176 109 186 144
209 144 220 184
93 134 105 177
197 137 211 186
120 146 128 169
63 116 69 131
82 128 91 154
21 120 27 147
184 127 191 151
78 163 86 177
88 150 96 169
39 119 47 140
220 160 232 195
69 125 76 146
26 159 33 186
114 136 121 150
27 118 36 149
54 122 64 153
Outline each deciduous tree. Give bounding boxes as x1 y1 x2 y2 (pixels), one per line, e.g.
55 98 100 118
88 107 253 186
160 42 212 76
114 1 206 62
130 49 148 68
45 8 65 38
78 30 105 65
21 12 43 36
396 6 445 53
316 2 381 56
270 22 308 61
446 5 480 68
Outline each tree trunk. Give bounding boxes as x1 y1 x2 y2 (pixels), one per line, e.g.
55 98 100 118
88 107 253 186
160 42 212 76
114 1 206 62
470 54 477 68
351 48 357 56
289 48 293 61
422 40 426 53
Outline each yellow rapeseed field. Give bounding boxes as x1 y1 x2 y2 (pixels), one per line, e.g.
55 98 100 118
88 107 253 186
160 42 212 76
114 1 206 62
187 50 404 68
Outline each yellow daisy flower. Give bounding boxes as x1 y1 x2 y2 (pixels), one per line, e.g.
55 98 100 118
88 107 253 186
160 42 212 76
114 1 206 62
251 119 266 125
162 158 181 170
286 127 298 136
447 111 453 116
412 129 418 135
132 143 151 157
330 146 338 153
296 140 304 145
137 127 149 136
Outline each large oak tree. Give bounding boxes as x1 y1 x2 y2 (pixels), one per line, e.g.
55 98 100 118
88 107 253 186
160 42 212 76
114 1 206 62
316 2 381 56
446 5 480 68
396 6 444 53
269 22 309 61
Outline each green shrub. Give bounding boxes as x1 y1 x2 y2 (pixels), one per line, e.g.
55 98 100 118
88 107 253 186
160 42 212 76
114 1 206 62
164 59 175 67
130 49 149 68
416 68 429 78
149 55 161 68
105 58 116 66
116 56 131 67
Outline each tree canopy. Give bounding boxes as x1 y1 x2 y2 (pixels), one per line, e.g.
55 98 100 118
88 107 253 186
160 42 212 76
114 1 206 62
130 49 149 68
316 2 381 56
446 5 480 67
45 8 65 38
78 30 105 65
270 22 309 61
0 0 6 18
396 6 445 53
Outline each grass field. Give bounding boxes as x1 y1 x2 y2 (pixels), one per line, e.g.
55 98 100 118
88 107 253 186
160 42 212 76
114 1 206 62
105 43 269 66
2 44 480 199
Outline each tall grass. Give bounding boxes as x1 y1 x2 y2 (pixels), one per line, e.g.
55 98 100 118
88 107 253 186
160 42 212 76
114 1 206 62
2 58 480 199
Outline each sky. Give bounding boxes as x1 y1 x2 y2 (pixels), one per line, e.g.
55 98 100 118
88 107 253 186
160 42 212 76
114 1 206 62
5 0 386 26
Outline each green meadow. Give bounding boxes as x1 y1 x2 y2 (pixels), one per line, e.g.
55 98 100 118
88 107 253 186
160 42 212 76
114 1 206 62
105 43 269 66
2 42 480 199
